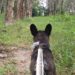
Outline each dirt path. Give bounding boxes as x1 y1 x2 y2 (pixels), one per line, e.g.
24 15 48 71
0 45 32 75
13 49 32 75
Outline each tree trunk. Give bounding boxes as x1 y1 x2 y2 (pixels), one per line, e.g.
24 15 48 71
47 0 56 15
5 0 14 25
5 0 32 25
16 0 25 19
47 0 65 15
0 0 3 13
25 0 32 17
60 0 64 14
28 0 32 17
0 0 6 14
15 0 32 19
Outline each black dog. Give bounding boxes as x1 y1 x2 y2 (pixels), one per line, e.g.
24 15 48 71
30 24 56 75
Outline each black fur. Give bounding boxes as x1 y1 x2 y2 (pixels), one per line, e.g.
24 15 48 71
45 24 52 36
30 24 38 36
30 24 56 75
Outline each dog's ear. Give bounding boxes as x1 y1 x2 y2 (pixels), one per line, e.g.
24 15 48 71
45 24 52 36
30 24 38 36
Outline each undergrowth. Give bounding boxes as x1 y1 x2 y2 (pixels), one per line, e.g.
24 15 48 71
0 14 75 75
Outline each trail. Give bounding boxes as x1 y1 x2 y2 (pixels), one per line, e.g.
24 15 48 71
0 45 32 75
13 50 31 75
13 49 32 75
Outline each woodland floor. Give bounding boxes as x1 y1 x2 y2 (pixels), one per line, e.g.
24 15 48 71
0 45 32 75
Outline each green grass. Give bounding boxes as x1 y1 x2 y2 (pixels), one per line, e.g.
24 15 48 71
0 63 17 75
0 14 75 75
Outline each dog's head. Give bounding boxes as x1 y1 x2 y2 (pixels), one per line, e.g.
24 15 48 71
30 24 52 44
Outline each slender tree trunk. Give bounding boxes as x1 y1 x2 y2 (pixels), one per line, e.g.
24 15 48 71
47 0 55 15
0 0 3 13
28 0 32 17
47 0 65 15
5 0 14 25
60 0 64 14
0 0 6 14
25 0 32 17
16 0 25 19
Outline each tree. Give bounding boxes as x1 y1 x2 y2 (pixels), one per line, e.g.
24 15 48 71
15 0 25 19
47 0 65 15
25 0 32 17
0 0 7 14
47 0 75 15
15 0 32 19
47 0 58 15
5 0 32 25
65 0 75 14
5 0 15 25
0 0 3 13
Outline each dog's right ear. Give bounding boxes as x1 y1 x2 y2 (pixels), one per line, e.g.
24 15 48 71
30 24 38 36
45 24 52 36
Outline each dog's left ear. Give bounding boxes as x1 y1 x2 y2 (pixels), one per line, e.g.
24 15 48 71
30 24 38 36
45 24 52 36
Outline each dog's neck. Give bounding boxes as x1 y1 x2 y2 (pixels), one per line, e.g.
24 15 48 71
32 41 50 49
